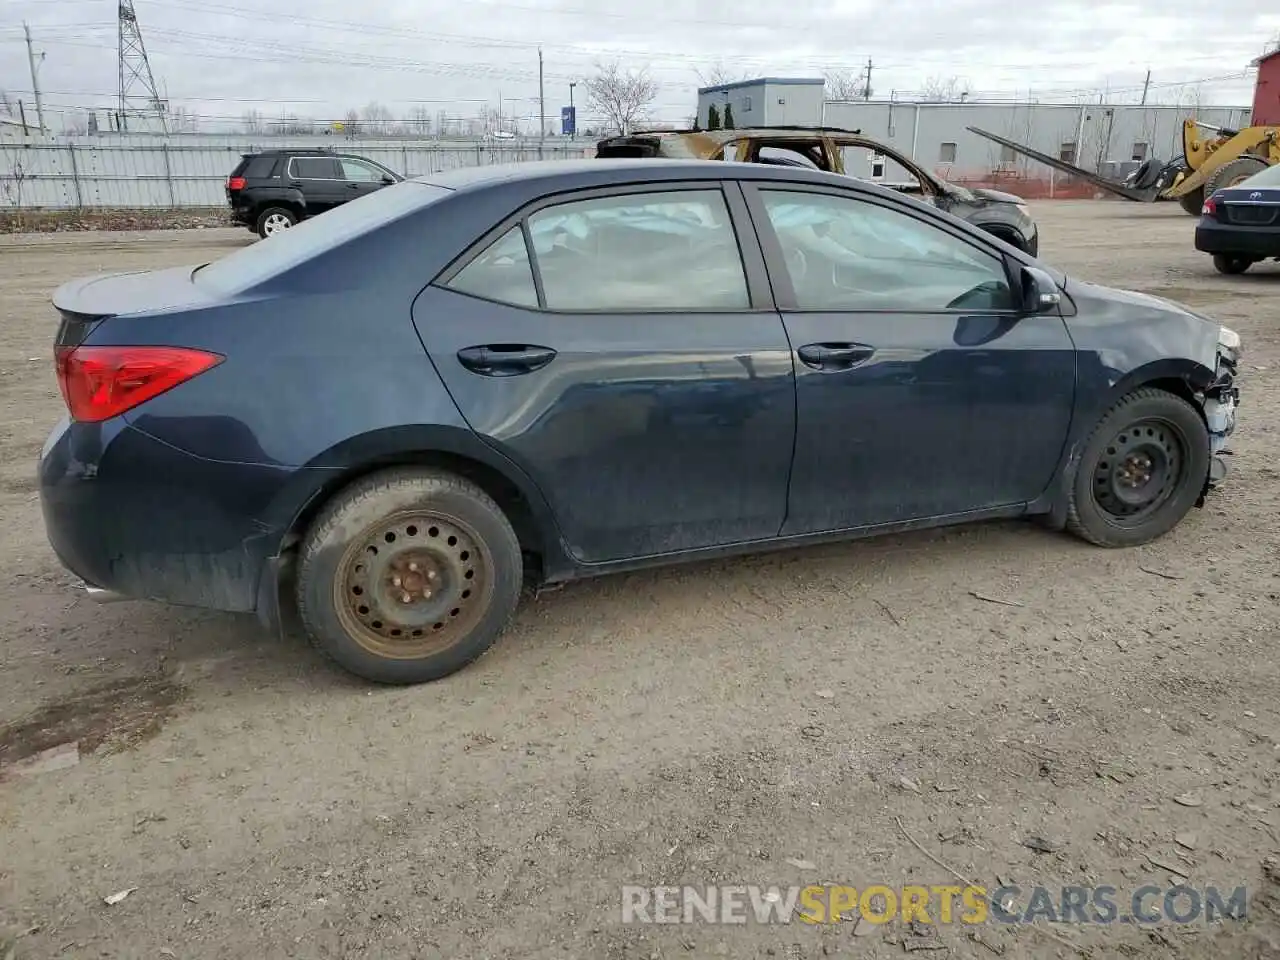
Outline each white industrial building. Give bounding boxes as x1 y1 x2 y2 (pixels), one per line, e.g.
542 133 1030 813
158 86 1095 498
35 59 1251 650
695 77 1253 197
696 78 826 129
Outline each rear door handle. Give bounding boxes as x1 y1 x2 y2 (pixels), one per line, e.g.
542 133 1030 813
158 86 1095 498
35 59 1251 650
796 342 874 371
457 344 557 377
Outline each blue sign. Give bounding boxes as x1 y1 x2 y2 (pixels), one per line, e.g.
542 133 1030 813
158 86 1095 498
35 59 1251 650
561 106 576 136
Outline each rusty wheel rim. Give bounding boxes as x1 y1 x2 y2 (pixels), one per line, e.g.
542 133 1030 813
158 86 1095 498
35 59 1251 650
334 511 491 660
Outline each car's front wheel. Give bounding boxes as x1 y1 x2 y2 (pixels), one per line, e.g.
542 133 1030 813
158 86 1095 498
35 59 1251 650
296 468 523 684
1212 254 1252 275
256 206 298 238
1066 388 1209 547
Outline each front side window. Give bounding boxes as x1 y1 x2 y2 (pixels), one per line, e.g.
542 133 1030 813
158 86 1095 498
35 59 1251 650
290 156 342 179
759 190 1015 312
341 158 386 182
526 189 749 311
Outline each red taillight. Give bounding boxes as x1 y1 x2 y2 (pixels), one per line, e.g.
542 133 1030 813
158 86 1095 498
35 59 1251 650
54 345 223 422
1202 196 1218 216
227 176 246 191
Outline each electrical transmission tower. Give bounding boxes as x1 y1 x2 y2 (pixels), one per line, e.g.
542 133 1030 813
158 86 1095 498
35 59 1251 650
117 0 166 132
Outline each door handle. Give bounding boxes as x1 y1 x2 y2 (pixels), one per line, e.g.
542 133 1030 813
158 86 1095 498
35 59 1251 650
796 342 874 371
457 344 557 377
347 182 360 189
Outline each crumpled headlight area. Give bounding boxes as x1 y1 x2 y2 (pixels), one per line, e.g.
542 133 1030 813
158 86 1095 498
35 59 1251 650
1218 325 1241 353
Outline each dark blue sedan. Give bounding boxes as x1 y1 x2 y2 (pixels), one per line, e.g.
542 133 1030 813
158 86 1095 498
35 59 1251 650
1195 161 1280 274
40 159 1242 683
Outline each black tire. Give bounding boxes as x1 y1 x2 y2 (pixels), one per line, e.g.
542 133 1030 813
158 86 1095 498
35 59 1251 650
1204 156 1269 196
255 206 298 239
295 468 523 684
1177 187 1205 216
1065 388 1209 548
1212 254 1252 275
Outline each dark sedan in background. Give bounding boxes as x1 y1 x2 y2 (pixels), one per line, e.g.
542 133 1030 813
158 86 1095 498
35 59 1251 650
1195 162 1280 274
41 159 1240 684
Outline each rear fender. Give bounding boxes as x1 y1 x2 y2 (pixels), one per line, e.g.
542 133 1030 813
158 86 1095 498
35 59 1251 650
263 424 575 579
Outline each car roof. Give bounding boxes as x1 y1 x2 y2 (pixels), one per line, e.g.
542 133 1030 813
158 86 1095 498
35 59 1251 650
411 157 868 193
601 127 866 144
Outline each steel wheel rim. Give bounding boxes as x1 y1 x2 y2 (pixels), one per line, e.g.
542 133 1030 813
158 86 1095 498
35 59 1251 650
263 214 291 235
334 510 492 660
1091 418 1186 526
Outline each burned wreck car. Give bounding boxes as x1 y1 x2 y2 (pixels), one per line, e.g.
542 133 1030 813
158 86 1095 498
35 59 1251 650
596 126 1040 255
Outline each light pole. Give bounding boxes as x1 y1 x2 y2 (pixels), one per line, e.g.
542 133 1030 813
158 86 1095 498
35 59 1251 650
569 82 576 137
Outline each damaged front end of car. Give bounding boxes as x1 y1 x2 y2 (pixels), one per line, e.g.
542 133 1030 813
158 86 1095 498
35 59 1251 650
1199 324 1241 502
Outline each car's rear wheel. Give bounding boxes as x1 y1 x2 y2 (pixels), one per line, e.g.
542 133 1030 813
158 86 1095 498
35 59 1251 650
256 206 297 238
296 468 523 684
1212 254 1252 275
1066 388 1209 547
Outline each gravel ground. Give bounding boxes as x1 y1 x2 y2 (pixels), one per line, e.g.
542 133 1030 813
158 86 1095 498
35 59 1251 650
1 203 1279 960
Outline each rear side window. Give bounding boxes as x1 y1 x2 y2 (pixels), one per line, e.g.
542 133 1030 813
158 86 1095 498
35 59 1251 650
244 156 279 179
290 156 343 179
531 190 748 311
447 227 538 308
444 188 750 312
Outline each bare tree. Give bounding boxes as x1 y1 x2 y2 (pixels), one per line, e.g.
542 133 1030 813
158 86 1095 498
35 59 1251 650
362 102 394 136
920 75 971 102
696 62 746 88
405 105 433 137
825 69 870 101
0 90 14 118
584 59 658 135
241 109 265 134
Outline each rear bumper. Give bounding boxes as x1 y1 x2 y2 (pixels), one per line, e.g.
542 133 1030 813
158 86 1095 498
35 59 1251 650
39 416 287 614
1194 221 1280 258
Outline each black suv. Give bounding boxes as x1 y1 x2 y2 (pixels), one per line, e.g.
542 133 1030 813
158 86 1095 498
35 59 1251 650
225 149 404 238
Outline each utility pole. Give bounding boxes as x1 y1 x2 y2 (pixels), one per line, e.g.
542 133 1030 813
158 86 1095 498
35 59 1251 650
23 23 45 132
1140 69 1151 106
864 58 873 101
538 46 546 156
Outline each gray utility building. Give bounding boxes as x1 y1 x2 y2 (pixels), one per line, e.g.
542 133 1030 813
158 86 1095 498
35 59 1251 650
696 78 826 128
695 76 1251 197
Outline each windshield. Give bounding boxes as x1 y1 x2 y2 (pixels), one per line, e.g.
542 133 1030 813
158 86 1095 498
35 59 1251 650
194 181 450 294
1235 164 1280 188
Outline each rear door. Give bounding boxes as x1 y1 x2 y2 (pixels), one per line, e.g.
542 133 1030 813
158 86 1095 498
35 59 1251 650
286 155 346 213
743 182 1076 533
413 182 796 564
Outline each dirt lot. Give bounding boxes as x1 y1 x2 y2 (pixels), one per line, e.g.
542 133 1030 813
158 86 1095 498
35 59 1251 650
1 203 1279 960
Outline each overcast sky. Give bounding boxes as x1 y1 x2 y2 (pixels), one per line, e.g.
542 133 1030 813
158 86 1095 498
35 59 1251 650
1 0 1277 131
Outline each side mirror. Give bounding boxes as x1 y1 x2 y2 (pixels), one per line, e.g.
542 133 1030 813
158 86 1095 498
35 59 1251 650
1021 265 1062 314
382 175 396 185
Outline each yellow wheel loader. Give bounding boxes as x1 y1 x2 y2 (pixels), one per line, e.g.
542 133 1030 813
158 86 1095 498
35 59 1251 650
967 51 1280 215
967 119 1278 216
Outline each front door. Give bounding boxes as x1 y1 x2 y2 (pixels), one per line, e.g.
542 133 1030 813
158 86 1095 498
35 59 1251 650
338 157 392 203
744 183 1076 534
414 183 796 563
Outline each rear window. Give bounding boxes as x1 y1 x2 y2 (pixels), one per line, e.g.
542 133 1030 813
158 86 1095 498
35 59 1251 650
193 181 451 294
291 156 343 179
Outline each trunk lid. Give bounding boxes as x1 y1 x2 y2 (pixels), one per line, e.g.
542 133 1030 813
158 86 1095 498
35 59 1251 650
53 265 220 320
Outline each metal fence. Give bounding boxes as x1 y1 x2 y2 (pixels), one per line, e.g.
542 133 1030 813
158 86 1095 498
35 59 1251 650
0 137 596 210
